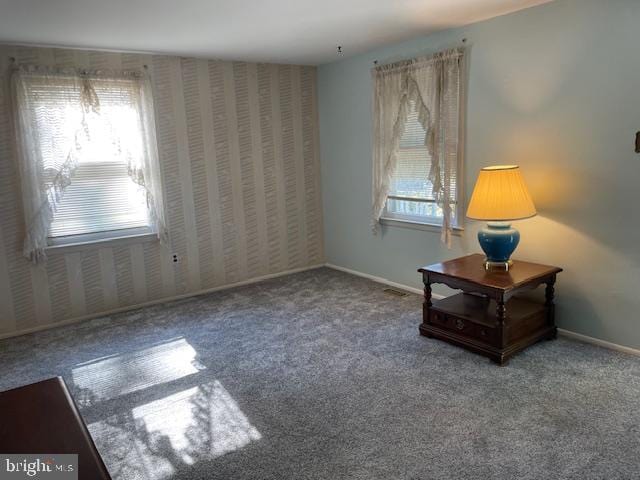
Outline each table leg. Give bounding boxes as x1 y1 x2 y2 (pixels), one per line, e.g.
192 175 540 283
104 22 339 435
496 297 507 346
424 283 432 310
496 300 506 321
419 276 433 337
489 296 509 365
545 275 557 339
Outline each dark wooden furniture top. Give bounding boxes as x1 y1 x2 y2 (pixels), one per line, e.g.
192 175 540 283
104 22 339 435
419 253 562 299
0 376 111 480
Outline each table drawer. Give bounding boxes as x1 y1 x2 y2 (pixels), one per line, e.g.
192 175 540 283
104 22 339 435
429 309 499 346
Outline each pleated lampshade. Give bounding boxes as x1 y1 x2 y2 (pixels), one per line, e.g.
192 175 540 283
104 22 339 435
466 165 537 221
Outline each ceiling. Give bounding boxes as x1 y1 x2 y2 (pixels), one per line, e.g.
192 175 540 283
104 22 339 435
0 0 553 65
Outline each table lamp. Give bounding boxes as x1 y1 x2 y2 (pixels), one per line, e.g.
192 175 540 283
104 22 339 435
466 165 536 271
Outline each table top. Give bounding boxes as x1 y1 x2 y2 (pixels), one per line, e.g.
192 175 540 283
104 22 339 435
0 376 111 480
419 254 562 292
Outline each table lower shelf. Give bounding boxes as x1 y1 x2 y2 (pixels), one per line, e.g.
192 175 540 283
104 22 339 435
420 292 556 364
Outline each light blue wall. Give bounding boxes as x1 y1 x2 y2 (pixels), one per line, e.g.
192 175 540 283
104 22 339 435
318 0 640 349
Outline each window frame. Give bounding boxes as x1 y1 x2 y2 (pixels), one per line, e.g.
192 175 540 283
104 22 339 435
379 216 464 235
381 201 464 232
32 75 156 249
45 227 157 255
47 225 154 247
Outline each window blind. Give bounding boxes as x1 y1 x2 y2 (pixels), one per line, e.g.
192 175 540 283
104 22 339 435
19 74 151 239
386 100 457 221
48 161 148 237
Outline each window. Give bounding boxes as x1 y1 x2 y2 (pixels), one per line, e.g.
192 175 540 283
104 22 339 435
371 48 463 243
383 100 459 227
12 66 167 261
30 76 150 241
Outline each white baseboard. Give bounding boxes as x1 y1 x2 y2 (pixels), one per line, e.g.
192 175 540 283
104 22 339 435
324 263 424 295
0 264 325 341
557 328 640 357
324 263 640 358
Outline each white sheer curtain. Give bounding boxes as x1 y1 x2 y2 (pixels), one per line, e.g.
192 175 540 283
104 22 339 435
10 65 168 263
371 48 463 245
371 63 410 233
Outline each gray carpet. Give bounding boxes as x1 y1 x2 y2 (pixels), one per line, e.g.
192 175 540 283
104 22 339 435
1 267 639 479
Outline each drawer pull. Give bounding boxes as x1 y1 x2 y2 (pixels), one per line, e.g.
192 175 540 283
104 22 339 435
455 319 465 330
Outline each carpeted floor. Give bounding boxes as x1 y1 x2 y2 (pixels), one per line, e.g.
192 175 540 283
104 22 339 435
1 267 639 479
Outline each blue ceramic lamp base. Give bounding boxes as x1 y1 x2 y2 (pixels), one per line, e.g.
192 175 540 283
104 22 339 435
477 222 520 271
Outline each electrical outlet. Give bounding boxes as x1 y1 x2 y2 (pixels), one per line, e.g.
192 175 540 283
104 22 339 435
172 254 178 263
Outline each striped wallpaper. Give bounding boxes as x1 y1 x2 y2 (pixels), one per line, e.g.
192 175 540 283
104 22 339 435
0 45 323 338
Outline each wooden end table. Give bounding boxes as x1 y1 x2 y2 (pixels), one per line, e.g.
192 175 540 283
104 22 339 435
0 377 111 479
418 254 562 365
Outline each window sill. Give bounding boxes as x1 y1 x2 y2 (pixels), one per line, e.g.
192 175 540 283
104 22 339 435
45 231 158 255
380 217 464 236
